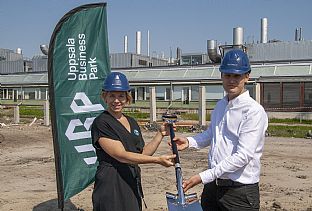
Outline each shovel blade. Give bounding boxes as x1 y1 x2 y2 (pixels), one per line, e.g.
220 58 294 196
167 197 202 211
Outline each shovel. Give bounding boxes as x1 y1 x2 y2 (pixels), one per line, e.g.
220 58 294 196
162 113 202 211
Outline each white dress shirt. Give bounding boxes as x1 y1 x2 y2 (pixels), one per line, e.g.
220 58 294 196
188 90 268 185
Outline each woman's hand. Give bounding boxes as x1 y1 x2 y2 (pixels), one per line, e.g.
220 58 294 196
157 154 176 167
159 122 175 137
182 174 202 192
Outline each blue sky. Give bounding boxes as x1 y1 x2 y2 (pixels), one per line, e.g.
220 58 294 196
0 0 311 58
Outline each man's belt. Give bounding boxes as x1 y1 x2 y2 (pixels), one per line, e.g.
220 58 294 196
215 179 244 187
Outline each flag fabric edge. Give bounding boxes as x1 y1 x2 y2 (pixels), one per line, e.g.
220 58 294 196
47 2 107 209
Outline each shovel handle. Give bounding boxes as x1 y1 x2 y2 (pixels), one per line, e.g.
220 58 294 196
169 123 180 164
168 123 186 205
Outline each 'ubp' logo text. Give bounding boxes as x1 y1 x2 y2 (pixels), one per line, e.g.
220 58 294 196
65 92 104 165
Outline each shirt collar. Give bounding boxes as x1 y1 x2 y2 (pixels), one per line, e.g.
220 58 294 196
223 90 250 107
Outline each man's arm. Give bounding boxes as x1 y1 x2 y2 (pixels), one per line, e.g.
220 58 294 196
199 109 268 184
187 125 212 149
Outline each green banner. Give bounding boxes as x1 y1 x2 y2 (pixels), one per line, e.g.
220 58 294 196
48 3 109 206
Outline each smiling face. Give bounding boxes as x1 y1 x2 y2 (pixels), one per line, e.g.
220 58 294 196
221 72 250 101
102 91 131 114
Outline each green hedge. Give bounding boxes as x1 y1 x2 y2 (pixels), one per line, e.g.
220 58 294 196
267 125 311 138
20 106 43 118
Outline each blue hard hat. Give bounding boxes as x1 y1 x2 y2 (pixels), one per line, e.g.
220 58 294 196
102 72 130 91
219 49 251 74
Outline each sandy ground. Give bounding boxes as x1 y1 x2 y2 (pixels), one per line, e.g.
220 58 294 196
0 121 311 211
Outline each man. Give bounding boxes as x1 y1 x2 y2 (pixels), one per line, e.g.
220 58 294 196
174 49 268 210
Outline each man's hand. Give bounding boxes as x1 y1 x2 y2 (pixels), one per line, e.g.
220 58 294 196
169 136 189 151
182 174 202 192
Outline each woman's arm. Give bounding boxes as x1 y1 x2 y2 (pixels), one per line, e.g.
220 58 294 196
142 131 164 156
142 123 171 156
98 137 175 167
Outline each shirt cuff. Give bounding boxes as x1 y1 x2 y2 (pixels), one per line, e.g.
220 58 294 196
199 169 214 184
187 136 199 148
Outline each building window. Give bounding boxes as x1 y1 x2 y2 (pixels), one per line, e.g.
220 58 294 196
23 88 36 100
205 85 224 100
191 85 199 101
262 81 312 111
8 89 13 100
181 55 203 65
246 84 255 99
181 58 191 65
173 86 182 101
130 88 135 103
146 88 150 100
156 86 166 101
137 87 145 100
182 87 190 104
263 83 281 108
304 82 312 107
138 59 147 66
282 83 300 108
165 88 171 101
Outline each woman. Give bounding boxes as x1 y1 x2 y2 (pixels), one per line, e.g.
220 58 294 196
91 72 175 211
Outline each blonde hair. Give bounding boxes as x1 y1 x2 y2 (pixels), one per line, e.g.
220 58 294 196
101 91 132 105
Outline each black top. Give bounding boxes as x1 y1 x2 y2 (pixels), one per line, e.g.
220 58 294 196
92 111 144 161
91 111 145 211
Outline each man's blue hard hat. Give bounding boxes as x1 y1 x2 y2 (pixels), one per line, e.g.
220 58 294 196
219 49 251 74
102 72 130 91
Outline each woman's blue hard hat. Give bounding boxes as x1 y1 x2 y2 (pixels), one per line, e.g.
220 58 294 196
219 49 251 74
102 72 130 91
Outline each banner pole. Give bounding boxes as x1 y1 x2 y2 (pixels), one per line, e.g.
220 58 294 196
52 133 65 209
48 23 65 211
48 63 65 210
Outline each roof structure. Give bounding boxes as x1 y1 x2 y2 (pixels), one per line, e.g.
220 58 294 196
0 73 48 86
0 63 311 87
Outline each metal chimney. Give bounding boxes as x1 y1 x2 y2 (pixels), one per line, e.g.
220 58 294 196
261 18 268 43
16 48 22 55
40 45 49 55
299 27 303 41
233 27 244 46
295 28 299 41
207 40 221 63
176 47 182 62
161 51 165 59
124 35 128 53
147 30 150 57
136 31 141 55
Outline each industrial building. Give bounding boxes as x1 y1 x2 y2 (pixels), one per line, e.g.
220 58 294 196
0 18 312 119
